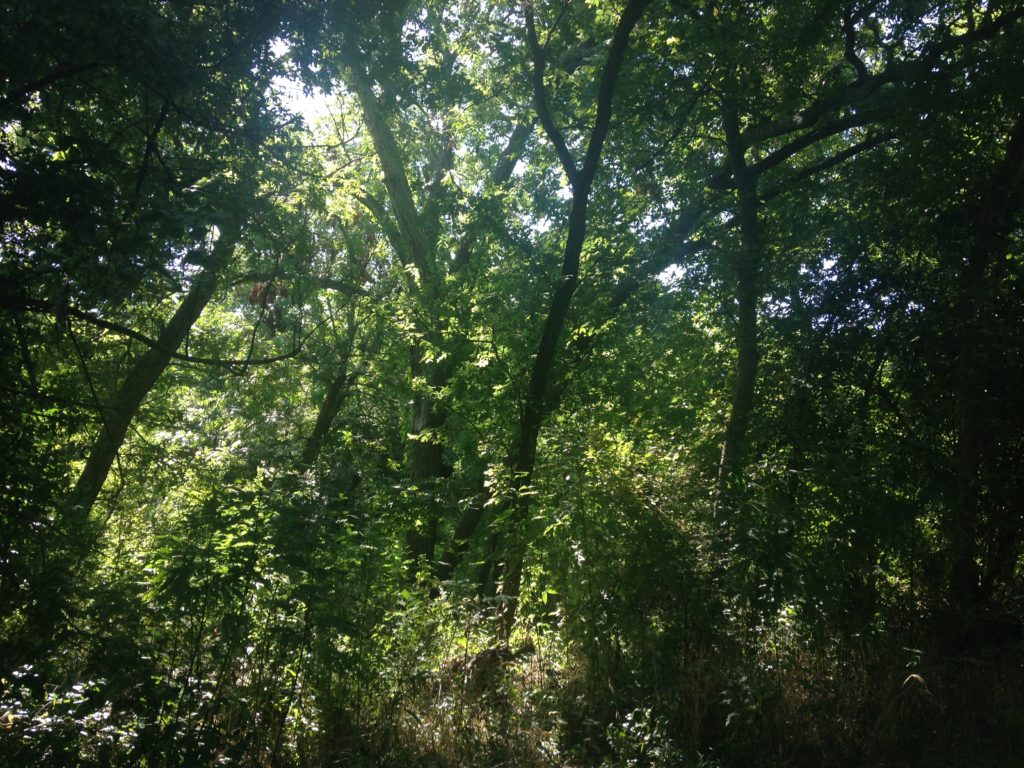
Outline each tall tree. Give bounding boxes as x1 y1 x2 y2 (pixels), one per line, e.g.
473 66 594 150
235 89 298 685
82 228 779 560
493 0 654 634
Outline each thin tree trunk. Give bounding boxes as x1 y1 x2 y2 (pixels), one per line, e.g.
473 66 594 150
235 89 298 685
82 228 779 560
66 229 237 525
435 494 485 585
296 303 359 475
950 242 987 611
494 0 652 638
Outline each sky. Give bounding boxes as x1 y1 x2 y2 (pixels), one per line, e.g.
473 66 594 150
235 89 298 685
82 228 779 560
269 39 334 127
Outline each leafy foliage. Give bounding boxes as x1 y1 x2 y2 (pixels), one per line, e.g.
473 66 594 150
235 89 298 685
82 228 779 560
2 1 1023 766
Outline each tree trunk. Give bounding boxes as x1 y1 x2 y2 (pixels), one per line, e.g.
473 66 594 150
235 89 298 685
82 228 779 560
494 0 652 638
950 247 986 611
716 104 763 509
949 109 1024 613
349 64 537 572
296 303 359 475
404 342 452 563
66 230 237 526
348 69 449 567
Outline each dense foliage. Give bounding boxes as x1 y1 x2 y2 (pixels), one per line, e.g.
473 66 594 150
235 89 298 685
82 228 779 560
2 1 1023 766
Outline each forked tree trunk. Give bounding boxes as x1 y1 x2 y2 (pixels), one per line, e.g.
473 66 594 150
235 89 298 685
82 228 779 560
350 62 535 571
494 0 652 639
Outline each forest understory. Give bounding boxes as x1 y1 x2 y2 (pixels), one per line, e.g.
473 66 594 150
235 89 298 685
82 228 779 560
2 1 1023 766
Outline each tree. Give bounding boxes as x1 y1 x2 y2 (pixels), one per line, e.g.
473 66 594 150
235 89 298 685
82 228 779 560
0 0 313 669
3 1 1024 765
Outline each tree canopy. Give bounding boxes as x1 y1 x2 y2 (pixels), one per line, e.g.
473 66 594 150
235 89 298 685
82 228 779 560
2 1 1023 766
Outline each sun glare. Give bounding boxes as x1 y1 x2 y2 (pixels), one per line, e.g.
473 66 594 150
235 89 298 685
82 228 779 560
269 38 334 127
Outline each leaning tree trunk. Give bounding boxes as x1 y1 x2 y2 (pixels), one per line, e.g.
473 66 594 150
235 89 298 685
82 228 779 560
66 227 238 527
296 302 361 476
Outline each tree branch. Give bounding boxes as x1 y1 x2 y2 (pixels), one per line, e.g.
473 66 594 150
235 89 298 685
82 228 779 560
0 62 101 116
453 119 535 272
761 132 894 201
749 110 877 178
348 67 436 287
741 7 1023 148
580 0 653 186
3 296 311 369
358 191 409 266
525 4 579 186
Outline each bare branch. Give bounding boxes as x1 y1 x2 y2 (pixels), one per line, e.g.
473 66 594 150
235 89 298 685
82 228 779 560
761 132 894 201
580 0 654 187
524 3 579 186
3 297 312 369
